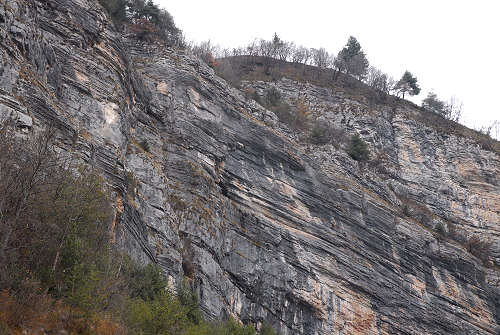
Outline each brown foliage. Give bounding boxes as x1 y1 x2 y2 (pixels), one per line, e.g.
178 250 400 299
0 125 67 285
290 98 311 131
130 18 158 42
0 289 125 335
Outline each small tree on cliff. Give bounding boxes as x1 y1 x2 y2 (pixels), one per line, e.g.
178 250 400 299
422 92 463 122
395 71 420 99
347 134 370 161
97 0 128 26
334 36 369 80
422 91 445 114
99 0 184 46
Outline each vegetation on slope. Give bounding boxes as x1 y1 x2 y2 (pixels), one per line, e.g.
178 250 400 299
0 123 276 334
191 34 499 153
94 0 498 152
97 0 184 46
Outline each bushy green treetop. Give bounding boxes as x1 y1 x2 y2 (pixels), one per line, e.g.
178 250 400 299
396 71 420 99
335 36 369 80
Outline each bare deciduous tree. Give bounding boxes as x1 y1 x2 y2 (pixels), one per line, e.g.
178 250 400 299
190 40 220 67
366 66 389 92
0 122 112 288
311 48 330 69
444 96 463 123
422 92 463 123
276 41 292 62
0 124 65 284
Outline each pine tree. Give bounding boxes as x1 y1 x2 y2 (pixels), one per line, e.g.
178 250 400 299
396 71 420 99
347 134 370 161
422 91 445 115
334 36 369 80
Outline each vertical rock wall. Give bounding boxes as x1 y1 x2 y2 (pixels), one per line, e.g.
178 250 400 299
1 1 500 334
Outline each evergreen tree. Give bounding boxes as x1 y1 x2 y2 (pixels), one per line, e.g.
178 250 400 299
422 91 445 115
396 71 420 99
98 0 184 46
347 134 370 161
97 0 128 26
334 36 369 80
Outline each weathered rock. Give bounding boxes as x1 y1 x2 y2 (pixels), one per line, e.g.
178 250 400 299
1 1 500 334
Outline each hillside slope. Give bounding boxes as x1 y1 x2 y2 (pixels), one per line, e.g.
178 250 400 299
1 0 500 334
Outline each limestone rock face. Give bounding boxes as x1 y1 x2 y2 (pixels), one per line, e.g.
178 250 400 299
1 1 500 334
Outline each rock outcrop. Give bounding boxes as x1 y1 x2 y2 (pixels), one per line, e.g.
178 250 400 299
1 0 500 334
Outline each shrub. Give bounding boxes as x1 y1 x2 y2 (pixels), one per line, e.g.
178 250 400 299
255 88 312 131
367 152 393 177
265 87 281 107
309 121 346 146
272 102 293 125
98 0 184 46
347 134 370 161
97 0 128 26
260 322 277 335
310 121 331 145
212 317 257 335
440 223 492 264
398 195 434 228
292 98 311 130
190 41 218 68
123 260 168 301
402 202 411 217
127 290 191 335
177 279 202 325
0 125 113 291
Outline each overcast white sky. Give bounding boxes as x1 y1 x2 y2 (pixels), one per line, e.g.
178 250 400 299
162 0 499 134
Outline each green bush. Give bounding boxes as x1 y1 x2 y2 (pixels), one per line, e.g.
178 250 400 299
265 87 281 107
310 121 331 145
272 102 293 125
177 280 202 325
126 289 262 335
309 121 346 146
347 134 370 161
260 322 276 335
98 0 184 46
127 290 192 335
123 260 168 301
97 0 128 26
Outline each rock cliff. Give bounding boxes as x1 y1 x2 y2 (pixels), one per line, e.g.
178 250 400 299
1 0 500 334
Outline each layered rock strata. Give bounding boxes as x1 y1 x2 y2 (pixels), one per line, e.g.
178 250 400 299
1 1 500 333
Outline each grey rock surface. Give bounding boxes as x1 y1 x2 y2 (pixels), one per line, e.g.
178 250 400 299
1 1 500 334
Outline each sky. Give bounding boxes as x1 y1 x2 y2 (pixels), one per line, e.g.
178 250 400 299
161 0 499 136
